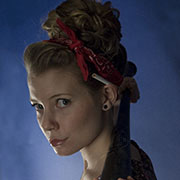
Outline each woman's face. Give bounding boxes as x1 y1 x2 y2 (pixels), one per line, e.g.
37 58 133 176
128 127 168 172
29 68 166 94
28 68 105 156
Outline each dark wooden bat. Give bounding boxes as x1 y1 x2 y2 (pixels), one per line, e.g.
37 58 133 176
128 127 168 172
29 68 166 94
100 62 137 180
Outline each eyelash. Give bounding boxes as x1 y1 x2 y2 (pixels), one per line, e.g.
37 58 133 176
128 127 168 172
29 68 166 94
31 98 71 110
31 103 44 111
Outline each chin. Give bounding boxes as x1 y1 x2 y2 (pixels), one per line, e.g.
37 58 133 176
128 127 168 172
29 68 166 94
53 147 80 156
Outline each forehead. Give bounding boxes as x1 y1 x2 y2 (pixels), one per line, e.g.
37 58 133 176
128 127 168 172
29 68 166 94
28 68 85 101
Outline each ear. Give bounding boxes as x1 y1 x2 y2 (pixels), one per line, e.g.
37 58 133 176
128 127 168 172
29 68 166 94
102 84 118 110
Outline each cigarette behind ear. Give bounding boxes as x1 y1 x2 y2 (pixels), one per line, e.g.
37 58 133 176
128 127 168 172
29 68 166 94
91 73 112 85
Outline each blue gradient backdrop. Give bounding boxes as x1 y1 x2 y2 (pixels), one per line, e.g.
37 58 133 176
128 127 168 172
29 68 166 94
0 0 180 179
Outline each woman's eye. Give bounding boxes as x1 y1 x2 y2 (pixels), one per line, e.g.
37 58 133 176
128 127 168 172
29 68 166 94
32 103 44 111
57 99 70 108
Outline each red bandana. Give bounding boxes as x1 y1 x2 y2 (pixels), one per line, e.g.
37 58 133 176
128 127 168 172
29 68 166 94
44 18 124 86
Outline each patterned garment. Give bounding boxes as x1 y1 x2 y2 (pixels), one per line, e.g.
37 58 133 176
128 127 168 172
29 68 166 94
130 140 157 180
97 140 157 180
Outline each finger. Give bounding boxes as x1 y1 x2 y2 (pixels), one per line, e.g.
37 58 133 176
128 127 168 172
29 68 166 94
127 176 135 180
117 176 134 180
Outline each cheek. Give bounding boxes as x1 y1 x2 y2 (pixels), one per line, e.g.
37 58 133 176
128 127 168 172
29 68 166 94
63 101 103 145
49 99 103 156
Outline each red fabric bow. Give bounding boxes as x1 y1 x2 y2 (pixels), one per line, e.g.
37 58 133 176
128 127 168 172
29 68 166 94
44 18 124 86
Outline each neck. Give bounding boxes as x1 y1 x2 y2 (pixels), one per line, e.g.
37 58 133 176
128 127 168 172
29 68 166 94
80 112 113 178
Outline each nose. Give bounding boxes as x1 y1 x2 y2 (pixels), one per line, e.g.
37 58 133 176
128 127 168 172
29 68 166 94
40 109 59 131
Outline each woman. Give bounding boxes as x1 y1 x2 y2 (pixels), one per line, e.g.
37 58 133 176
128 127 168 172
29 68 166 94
23 0 157 179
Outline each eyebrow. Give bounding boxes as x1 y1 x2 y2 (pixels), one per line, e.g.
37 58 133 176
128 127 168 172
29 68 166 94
30 93 71 102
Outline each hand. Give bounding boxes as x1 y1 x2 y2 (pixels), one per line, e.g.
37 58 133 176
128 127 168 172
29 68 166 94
118 176 134 180
93 176 134 180
118 77 140 103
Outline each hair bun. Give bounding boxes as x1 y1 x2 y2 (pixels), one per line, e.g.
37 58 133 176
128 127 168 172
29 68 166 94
42 0 127 74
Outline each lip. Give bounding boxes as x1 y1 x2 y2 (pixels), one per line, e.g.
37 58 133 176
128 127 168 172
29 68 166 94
50 138 67 147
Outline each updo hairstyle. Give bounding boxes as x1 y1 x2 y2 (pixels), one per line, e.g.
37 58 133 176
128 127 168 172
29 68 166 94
24 0 127 91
